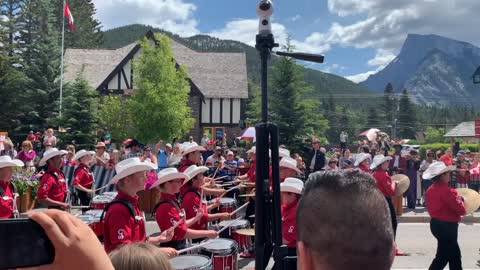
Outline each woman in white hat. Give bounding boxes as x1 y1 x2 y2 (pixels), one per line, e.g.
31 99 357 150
152 168 218 250
0 156 24 219
354 153 371 173
181 165 231 242
423 162 466 269
102 158 177 257
72 150 96 206
37 148 70 210
280 178 304 258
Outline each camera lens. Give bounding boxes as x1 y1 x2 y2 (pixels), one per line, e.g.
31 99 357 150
259 2 271 11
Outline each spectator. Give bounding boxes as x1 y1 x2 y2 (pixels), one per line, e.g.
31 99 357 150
419 150 437 204
109 243 173 270
157 142 172 171
168 143 183 167
16 140 36 172
389 143 406 175
64 145 77 167
188 136 194 143
125 139 143 159
223 151 238 182
439 148 454 166
0 138 17 159
200 133 210 147
206 146 225 166
142 147 158 166
107 150 120 170
34 131 43 152
454 150 471 188
94 142 110 167
102 127 112 150
27 131 36 143
202 141 215 164
469 154 480 192
339 149 354 169
43 128 57 147
339 131 348 153
306 138 325 175
293 153 306 173
297 170 394 270
326 159 339 171
405 150 421 209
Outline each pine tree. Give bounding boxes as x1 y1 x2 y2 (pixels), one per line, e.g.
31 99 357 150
397 89 416 139
52 0 103 48
366 107 381 128
0 0 25 64
383 83 395 126
245 82 261 125
323 94 338 143
58 75 99 148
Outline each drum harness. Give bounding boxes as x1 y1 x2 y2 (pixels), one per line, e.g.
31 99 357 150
0 182 19 218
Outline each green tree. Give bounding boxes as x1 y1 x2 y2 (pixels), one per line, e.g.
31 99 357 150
245 81 261 125
98 94 135 143
424 127 446 144
323 94 337 143
383 83 395 127
397 89 416 139
130 34 194 143
57 75 99 148
0 0 25 65
366 107 381 128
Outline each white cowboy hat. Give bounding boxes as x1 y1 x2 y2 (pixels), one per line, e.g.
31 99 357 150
280 157 302 173
354 153 370 167
279 148 290 158
422 162 456 180
280 177 304 194
109 157 157 185
370 155 392 170
151 168 190 188
246 146 256 154
39 148 68 166
73 150 96 162
183 165 209 180
0 156 24 168
181 142 205 156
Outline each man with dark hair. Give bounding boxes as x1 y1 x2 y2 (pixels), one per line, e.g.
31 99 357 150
297 170 394 270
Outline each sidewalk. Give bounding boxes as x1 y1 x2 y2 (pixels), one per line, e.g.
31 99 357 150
398 207 480 223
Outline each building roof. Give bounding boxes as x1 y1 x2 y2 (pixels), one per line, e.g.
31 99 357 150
444 121 475 138
64 33 248 99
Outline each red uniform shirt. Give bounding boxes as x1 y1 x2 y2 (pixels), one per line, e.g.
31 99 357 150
156 193 189 241
426 182 466 223
359 165 371 173
0 181 15 219
372 169 396 198
247 161 256 183
73 163 94 188
103 191 146 253
37 167 67 203
181 187 209 230
282 199 299 248
439 155 454 166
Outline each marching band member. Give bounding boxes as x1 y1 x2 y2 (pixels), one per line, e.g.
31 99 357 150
103 158 176 256
72 150 96 206
182 165 231 241
37 148 70 210
152 168 218 250
238 147 257 224
0 156 24 219
270 157 303 188
370 154 404 256
423 162 466 270
280 177 304 253
354 153 371 173
389 143 406 175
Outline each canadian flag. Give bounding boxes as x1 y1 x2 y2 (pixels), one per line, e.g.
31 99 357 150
64 1 74 32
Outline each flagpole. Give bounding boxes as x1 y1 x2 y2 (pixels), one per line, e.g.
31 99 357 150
59 0 66 117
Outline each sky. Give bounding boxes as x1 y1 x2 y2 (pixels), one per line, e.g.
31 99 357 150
91 0 480 83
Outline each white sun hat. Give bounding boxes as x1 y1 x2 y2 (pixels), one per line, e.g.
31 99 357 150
73 150 96 162
422 162 456 180
280 177 304 194
183 165 209 183
109 157 157 185
39 148 68 166
279 148 290 158
151 167 190 189
0 156 24 168
370 154 393 170
354 153 370 167
181 142 205 156
280 157 302 173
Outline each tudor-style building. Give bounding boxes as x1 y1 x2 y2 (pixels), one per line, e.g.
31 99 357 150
64 31 248 142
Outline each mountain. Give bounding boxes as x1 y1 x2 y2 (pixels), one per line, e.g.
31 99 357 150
101 24 372 106
362 34 480 106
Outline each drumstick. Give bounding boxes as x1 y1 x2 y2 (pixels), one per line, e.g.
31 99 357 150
214 176 228 181
216 183 234 187
230 202 249 216
93 184 110 193
212 166 220 179
177 240 212 254
217 216 244 234
70 206 91 209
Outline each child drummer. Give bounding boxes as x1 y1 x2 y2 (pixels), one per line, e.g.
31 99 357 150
280 177 304 254
72 150 96 207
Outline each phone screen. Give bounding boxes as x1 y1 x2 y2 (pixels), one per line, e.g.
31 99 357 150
0 218 55 270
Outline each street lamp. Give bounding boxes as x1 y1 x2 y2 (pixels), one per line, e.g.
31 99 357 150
472 66 480 84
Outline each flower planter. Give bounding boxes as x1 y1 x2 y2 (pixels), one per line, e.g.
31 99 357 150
18 187 35 213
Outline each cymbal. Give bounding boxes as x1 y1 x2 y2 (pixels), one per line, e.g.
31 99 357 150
456 188 480 215
239 193 256 198
235 228 255 236
392 174 410 196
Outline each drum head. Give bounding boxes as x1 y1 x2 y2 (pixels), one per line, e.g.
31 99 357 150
170 255 211 270
218 219 249 229
220 198 236 204
85 209 104 218
201 238 238 255
77 215 93 225
92 196 112 203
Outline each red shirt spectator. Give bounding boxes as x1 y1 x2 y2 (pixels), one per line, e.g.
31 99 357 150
155 193 188 241
181 188 209 230
0 181 15 219
73 163 94 189
282 199 299 248
439 155 454 166
426 182 466 223
372 168 396 198
37 167 67 203
248 161 257 183
103 191 146 253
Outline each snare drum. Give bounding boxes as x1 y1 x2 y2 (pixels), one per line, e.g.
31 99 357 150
217 219 249 239
77 215 93 226
234 229 254 254
85 209 104 237
91 196 112 210
170 255 212 270
219 198 236 217
200 239 238 270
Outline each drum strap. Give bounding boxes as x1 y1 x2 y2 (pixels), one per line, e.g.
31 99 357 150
0 182 17 197
152 199 181 218
181 189 201 201
100 199 137 223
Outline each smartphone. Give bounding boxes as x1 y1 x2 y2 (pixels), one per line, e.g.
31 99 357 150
0 218 55 270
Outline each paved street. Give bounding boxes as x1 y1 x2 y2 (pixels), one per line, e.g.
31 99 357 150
146 222 480 269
